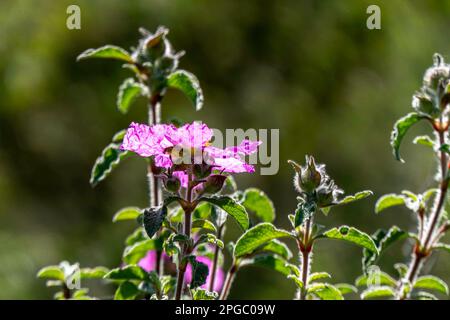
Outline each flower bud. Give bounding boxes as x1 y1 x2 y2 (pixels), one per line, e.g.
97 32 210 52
193 164 212 179
423 53 450 91
202 174 227 194
412 91 436 116
164 176 181 193
316 185 334 207
288 156 322 194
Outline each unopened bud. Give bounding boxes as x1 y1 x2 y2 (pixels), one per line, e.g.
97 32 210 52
202 174 227 194
164 176 181 193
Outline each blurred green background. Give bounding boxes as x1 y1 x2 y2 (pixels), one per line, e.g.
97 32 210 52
0 0 449 299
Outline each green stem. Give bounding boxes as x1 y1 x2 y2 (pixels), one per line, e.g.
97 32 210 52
219 262 238 300
299 217 313 300
174 173 194 300
397 127 448 300
208 225 224 292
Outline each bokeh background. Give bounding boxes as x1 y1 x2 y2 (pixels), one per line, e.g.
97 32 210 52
0 0 449 299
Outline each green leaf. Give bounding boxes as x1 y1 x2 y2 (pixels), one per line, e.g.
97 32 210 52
196 233 224 249
285 263 301 277
167 70 203 111
308 272 331 282
77 45 133 63
414 275 449 295
362 226 408 272
104 265 148 281
37 266 64 281
242 188 275 222
125 227 147 246
112 207 142 222
143 206 168 238
338 190 373 205
335 283 358 295
375 194 406 214
234 223 292 258
413 135 434 147
201 196 249 230
320 226 378 253
192 288 218 300
434 242 450 254
80 267 109 279
240 254 292 276
114 281 139 300
394 263 408 278
391 112 425 162
355 271 396 287
307 283 343 300
361 286 395 299
259 239 292 260
123 239 160 264
186 256 209 288
287 275 304 289
294 201 315 226
192 219 217 233
90 141 130 186
193 202 212 220
412 291 438 300
117 78 148 114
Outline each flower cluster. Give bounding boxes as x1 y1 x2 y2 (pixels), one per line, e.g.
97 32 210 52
121 121 261 193
289 155 343 208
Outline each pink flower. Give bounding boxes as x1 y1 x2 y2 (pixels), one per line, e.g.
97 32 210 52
121 121 261 175
138 251 224 293
184 256 224 292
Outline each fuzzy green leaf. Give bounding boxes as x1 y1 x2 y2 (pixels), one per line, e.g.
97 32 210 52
37 266 64 281
123 239 160 264
143 206 168 239
240 254 291 276
104 265 148 281
414 275 449 295
320 226 378 253
375 194 406 214
335 283 358 295
391 112 425 162
77 45 133 63
201 196 249 230
307 283 343 300
242 188 275 222
90 141 130 186
80 267 109 279
434 242 450 254
186 256 209 288
338 190 373 205
355 271 396 287
259 239 292 260
294 201 315 225
167 70 203 111
117 78 148 114
234 223 292 258
114 281 139 300
192 288 218 300
361 286 395 299
412 291 438 300
413 135 434 147
192 219 217 233
112 207 142 222
308 272 331 282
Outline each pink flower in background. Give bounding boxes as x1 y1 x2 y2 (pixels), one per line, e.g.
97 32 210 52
138 251 224 293
121 121 261 175
184 256 224 292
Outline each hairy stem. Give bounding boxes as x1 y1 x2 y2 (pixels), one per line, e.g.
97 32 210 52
299 217 313 300
209 225 224 292
397 128 448 300
219 262 238 300
148 93 164 275
174 174 194 300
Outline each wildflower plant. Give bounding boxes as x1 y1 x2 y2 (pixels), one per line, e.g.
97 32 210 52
280 156 374 300
357 54 450 300
37 27 290 300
